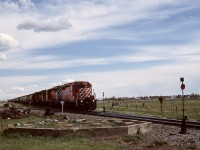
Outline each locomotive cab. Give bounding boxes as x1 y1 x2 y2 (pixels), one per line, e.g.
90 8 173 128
73 82 96 110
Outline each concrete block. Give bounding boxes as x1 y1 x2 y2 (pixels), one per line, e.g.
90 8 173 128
128 122 152 135
77 126 127 137
3 121 152 138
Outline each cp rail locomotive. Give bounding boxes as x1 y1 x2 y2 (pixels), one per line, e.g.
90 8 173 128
9 81 96 111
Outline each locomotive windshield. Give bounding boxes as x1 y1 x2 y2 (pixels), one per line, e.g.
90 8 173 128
77 85 88 88
76 82 91 88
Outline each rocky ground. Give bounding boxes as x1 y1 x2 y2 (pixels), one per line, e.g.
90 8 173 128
65 113 200 150
3 108 200 150
51 113 200 149
134 124 200 150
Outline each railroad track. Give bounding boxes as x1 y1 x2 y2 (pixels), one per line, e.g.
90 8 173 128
5 107 200 129
94 111 200 129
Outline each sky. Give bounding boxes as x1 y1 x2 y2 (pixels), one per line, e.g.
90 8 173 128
1 0 200 100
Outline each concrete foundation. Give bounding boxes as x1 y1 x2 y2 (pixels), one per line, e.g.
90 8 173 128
3 121 152 138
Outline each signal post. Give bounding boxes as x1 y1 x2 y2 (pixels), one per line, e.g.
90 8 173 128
179 77 188 134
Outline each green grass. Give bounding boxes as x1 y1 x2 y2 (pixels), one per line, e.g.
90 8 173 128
0 116 42 131
0 132 131 150
1 99 199 149
0 114 132 150
97 98 200 121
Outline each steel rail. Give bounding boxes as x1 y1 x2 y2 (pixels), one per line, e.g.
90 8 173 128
95 111 200 129
6 107 200 129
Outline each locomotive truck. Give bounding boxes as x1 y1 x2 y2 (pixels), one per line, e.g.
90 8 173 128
9 81 96 111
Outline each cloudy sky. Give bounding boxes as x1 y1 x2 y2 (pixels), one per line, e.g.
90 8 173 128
1 0 200 100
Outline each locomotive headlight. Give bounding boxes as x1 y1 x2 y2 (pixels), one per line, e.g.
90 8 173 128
80 100 83 103
93 100 95 102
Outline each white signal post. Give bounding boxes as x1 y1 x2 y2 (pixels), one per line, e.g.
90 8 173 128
60 101 64 115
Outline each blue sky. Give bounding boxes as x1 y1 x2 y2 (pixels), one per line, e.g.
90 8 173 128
1 0 200 100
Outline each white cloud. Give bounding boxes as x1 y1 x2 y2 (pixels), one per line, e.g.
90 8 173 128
0 42 199 70
0 0 35 12
62 79 75 83
0 75 47 99
17 18 72 32
1 0 200 100
0 33 19 52
11 86 28 92
0 53 6 61
33 55 58 61
29 84 40 87
50 79 75 86
1 1 20 12
55 62 200 98
0 0 197 51
0 75 46 88
18 0 35 9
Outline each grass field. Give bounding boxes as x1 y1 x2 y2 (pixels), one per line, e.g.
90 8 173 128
0 107 130 150
97 98 200 121
0 99 200 149
0 132 131 150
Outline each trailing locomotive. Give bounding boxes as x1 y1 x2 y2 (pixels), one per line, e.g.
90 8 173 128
9 81 96 111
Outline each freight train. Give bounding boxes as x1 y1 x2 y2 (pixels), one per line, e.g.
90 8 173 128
9 81 96 111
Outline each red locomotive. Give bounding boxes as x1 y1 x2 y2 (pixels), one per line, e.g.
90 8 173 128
9 81 96 111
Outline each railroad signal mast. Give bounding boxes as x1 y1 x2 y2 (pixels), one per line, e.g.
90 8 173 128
102 92 104 103
102 92 105 112
180 77 185 118
179 77 188 134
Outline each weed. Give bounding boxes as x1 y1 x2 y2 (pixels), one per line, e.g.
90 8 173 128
180 138 197 150
122 134 142 144
147 139 168 148
180 143 197 150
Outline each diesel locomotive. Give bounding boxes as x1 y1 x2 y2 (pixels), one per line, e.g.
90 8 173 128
9 81 96 111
